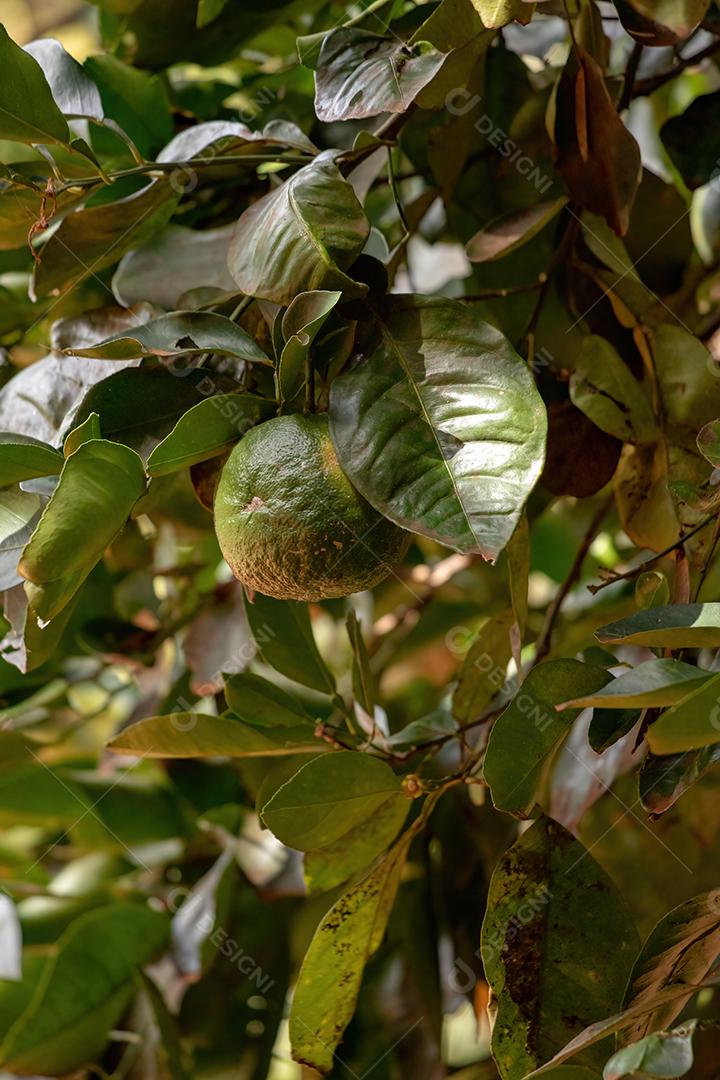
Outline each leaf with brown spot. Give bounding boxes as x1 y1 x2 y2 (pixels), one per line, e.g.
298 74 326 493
481 816 640 1078
289 831 413 1073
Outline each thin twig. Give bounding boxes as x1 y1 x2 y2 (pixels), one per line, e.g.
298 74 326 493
532 493 614 666
618 41 643 112
588 512 718 595
632 37 720 97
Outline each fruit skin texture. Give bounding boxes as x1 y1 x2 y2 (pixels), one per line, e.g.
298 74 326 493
214 413 410 601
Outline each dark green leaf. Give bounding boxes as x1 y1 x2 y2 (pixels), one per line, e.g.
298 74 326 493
596 604 720 648
484 660 611 816
639 744 720 815
223 670 313 726
147 393 274 476
661 91 720 189
84 53 173 158
312 29 446 122
227 152 369 305
278 290 341 413
68 311 271 364
557 659 711 710
0 433 63 486
329 296 547 559
244 593 335 695
0 25 70 146
346 611 376 717
569 336 659 445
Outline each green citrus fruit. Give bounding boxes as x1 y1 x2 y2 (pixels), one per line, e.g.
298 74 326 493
213 413 410 601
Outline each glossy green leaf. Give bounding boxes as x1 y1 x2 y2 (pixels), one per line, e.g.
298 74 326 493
484 660 611 816
329 296 547 559
32 181 178 300
68 311 271 364
0 903 168 1075
261 751 404 850
244 593 335 695
18 439 145 621
646 671 720 754
312 29 446 122
466 198 567 263
107 711 325 758
621 891 720 1044
0 25 70 145
596 604 720 648
157 118 317 162
481 816 640 1079
146 393 274 476
558 659 711 711
71 365 239 460
570 336 659 445
0 434 63 486
278 290 341 413
227 152 369 305
24 39 103 119
289 831 412 1073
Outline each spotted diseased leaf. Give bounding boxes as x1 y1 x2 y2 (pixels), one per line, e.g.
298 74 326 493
289 831 413 1073
313 29 447 123
227 152 369 305
553 46 642 235
482 816 640 1079
329 296 547 560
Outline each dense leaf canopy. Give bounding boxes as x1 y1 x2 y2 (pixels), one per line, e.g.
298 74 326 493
0 1 719 1078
